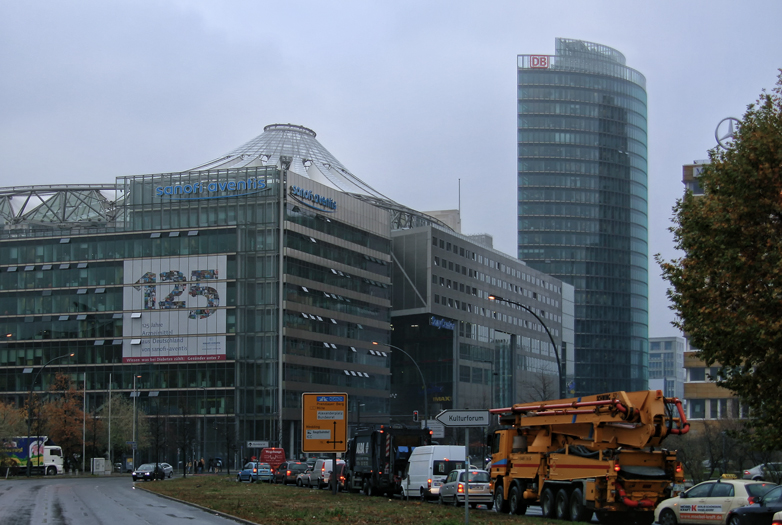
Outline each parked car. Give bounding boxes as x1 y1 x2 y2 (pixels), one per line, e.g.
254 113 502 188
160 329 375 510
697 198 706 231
438 469 492 508
309 459 345 489
132 463 165 481
773 510 782 525
236 461 273 483
159 462 174 478
296 467 314 487
727 484 782 525
745 464 782 482
656 479 776 525
322 462 347 491
274 461 308 485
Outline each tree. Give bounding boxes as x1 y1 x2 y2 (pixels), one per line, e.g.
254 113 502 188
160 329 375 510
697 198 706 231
658 71 782 449
0 401 27 440
40 373 84 470
104 393 149 465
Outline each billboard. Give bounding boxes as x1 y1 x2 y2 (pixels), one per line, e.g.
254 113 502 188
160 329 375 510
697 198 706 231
123 255 227 363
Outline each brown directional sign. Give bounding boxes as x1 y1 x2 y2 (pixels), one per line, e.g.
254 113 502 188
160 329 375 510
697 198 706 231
301 393 348 453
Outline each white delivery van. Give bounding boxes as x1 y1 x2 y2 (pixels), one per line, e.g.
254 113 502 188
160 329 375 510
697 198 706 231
401 445 467 500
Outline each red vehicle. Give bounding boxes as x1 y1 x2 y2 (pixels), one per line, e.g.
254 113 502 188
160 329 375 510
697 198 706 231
260 448 286 479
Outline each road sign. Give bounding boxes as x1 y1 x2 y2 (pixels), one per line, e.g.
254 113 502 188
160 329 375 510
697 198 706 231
247 441 269 448
434 409 491 427
422 419 445 439
301 393 348 453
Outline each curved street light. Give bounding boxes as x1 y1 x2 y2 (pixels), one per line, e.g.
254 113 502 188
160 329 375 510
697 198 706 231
25 352 73 477
488 294 564 399
372 342 429 425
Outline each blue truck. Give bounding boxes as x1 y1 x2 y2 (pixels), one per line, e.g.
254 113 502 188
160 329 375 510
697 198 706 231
1 436 65 475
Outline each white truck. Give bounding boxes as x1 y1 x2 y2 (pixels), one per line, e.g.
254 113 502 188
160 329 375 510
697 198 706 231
2 436 65 475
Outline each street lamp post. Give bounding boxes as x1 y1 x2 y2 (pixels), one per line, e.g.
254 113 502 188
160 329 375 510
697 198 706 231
132 374 141 471
373 342 429 426
24 352 73 477
488 294 564 399
201 387 207 465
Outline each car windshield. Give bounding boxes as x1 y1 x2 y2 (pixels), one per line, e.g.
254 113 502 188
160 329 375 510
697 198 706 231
138 464 154 470
258 463 271 469
291 464 307 472
747 483 778 497
243 462 256 469
462 471 490 483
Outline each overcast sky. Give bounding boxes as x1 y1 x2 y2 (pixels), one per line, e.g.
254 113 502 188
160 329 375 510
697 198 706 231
2 1 781 338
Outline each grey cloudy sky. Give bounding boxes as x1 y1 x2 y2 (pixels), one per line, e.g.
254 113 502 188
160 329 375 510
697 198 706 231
2 1 781 338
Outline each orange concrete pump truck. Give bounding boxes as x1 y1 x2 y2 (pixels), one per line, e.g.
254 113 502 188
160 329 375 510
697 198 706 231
487 390 689 525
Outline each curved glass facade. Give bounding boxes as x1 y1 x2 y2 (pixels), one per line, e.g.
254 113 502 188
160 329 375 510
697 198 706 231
517 38 648 395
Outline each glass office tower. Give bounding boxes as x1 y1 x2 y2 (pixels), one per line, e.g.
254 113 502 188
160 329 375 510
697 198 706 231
517 38 648 395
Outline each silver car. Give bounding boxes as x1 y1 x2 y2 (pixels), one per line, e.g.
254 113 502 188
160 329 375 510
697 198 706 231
159 462 174 478
743 463 782 481
438 469 492 508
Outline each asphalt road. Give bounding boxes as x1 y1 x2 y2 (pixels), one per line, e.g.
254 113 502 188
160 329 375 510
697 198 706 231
0 475 238 525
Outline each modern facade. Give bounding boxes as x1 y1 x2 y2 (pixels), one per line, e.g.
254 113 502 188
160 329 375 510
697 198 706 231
517 38 649 395
0 124 413 464
648 336 685 399
389 221 575 430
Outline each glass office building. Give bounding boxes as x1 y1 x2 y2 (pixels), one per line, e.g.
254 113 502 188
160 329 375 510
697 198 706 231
0 124 394 465
517 39 649 394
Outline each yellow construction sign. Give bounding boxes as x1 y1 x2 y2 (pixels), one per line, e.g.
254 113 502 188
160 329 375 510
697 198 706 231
301 393 348 453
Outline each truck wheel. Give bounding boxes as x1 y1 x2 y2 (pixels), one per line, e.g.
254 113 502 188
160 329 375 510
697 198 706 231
540 487 556 518
569 488 591 522
555 488 570 521
509 485 527 515
362 479 373 496
46 466 56 476
658 509 678 525
493 485 510 513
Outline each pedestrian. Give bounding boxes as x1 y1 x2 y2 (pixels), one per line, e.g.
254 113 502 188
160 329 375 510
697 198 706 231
199 458 204 474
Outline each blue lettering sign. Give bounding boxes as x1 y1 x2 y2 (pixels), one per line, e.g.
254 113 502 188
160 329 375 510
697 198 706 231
430 316 455 330
289 185 337 213
155 178 268 201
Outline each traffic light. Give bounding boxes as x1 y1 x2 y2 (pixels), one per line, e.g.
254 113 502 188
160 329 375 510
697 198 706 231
413 410 419 422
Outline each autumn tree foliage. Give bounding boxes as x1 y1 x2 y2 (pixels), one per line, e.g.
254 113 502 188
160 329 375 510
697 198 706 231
658 71 782 449
40 372 84 468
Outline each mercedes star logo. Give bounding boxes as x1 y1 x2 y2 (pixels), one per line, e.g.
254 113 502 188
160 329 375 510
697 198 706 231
715 117 740 149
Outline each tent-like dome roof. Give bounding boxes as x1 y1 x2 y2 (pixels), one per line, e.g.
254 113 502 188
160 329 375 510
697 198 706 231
187 123 392 200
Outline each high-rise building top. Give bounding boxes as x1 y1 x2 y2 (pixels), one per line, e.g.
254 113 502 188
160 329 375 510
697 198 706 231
517 38 649 395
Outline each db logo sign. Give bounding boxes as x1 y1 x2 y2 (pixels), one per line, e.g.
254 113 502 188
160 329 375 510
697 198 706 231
530 55 549 69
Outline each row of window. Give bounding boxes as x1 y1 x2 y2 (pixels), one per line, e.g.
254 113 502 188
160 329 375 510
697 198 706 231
286 204 390 253
284 311 386 345
519 144 640 164
285 337 389 367
519 170 647 191
517 101 647 129
688 397 748 420
285 259 391 301
518 87 647 116
518 115 647 143
518 72 647 101
284 284 389 321
286 231 390 279
433 233 561 295
0 229 234 266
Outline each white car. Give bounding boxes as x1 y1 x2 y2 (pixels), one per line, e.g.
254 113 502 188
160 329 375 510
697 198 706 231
655 478 776 525
773 510 782 525
437 469 492 508
159 462 174 478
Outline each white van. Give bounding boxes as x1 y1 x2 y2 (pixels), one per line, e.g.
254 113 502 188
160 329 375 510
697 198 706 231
308 459 344 489
401 445 467 500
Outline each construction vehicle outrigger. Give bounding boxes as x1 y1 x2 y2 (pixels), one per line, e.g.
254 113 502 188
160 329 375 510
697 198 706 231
487 390 689 524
